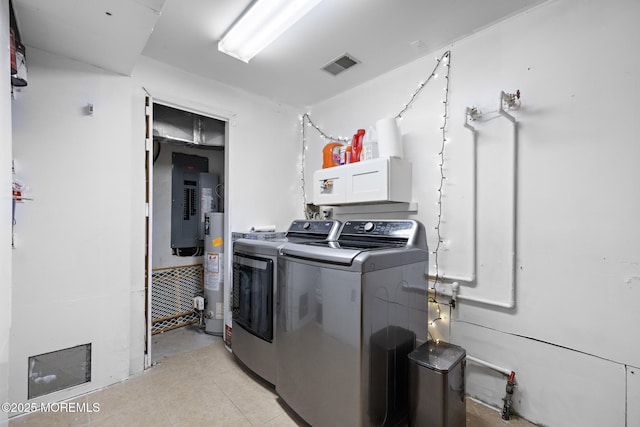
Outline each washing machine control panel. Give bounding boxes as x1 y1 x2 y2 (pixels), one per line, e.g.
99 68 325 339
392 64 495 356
341 220 415 238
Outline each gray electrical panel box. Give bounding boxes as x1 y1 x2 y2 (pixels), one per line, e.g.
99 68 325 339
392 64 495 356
171 153 209 250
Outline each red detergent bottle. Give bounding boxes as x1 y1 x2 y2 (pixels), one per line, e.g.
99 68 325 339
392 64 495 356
350 129 366 163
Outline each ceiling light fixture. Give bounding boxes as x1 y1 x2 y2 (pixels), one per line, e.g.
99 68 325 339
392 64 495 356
218 0 324 63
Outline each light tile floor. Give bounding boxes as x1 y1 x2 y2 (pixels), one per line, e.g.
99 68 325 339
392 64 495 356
9 327 537 426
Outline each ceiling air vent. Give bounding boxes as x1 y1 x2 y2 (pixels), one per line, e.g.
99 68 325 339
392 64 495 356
322 54 360 76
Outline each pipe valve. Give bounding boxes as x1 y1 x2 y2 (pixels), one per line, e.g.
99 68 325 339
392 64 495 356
501 370 517 420
450 281 460 309
467 106 482 121
502 90 521 110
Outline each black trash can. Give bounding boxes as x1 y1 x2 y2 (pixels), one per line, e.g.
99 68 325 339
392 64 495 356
369 326 416 426
408 340 466 427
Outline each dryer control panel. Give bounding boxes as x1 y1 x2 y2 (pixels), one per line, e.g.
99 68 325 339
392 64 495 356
287 220 341 238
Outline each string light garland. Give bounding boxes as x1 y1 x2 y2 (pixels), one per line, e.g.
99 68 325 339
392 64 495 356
396 51 450 120
302 113 351 143
300 113 351 218
429 302 443 327
300 114 309 217
430 51 451 311
429 52 452 341
298 51 454 334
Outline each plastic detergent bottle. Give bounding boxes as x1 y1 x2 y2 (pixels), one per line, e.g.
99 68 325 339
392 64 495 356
344 143 352 164
350 129 366 163
322 142 343 168
362 126 379 160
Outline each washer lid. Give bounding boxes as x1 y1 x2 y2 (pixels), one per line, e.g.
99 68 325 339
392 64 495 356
233 238 285 256
279 242 364 265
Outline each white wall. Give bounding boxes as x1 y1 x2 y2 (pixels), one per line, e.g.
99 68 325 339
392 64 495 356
9 46 301 410
1 0 13 425
10 47 137 405
305 0 640 425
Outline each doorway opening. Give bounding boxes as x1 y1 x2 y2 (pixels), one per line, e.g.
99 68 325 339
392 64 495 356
144 99 227 365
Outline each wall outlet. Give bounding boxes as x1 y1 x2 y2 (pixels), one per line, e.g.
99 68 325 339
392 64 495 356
193 296 205 310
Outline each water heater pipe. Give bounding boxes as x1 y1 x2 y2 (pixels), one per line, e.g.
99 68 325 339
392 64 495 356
496 90 519 310
466 355 513 377
466 355 518 420
438 94 519 309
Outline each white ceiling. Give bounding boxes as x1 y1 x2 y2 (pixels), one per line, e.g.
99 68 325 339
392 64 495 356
12 0 547 108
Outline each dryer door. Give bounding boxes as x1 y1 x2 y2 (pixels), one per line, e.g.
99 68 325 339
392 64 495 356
232 253 274 342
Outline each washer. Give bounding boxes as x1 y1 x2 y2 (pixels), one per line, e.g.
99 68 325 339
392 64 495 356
231 219 340 385
276 219 429 427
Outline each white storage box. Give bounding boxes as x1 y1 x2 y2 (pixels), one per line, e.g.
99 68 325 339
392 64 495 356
313 157 412 205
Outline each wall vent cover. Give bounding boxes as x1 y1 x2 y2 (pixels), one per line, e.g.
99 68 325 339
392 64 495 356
322 54 360 76
28 344 92 399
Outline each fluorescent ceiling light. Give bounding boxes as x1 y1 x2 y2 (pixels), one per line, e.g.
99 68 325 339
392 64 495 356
218 0 323 63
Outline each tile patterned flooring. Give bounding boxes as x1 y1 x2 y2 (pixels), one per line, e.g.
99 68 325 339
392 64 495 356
9 327 536 426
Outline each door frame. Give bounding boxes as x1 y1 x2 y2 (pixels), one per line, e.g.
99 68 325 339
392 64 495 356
144 92 231 368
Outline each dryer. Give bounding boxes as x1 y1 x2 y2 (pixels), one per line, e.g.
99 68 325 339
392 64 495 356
231 220 340 385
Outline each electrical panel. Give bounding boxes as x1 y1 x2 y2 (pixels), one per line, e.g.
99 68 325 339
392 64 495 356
171 153 208 251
